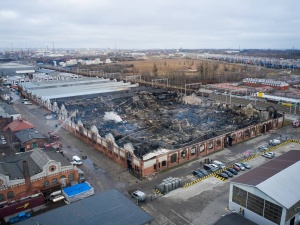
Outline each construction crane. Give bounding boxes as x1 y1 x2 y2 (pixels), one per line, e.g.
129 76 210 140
48 110 77 140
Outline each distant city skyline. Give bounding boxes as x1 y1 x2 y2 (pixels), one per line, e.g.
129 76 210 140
1 0 299 49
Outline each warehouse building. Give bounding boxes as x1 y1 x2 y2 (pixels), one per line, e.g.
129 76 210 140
229 150 300 225
0 62 37 77
19 189 153 225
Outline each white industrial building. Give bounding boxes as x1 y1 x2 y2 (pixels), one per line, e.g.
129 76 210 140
229 150 300 225
0 62 37 77
18 77 139 109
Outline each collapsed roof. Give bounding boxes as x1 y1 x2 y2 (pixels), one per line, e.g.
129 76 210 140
58 88 266 158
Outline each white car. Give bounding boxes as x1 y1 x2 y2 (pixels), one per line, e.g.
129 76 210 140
262 152 275 159
24 101 32 105
234 163 245 171
132 190 146 202
258 145 269 152
71 155 82 165
2 140 7 145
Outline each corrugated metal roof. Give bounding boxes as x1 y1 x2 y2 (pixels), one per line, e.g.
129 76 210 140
214 213 258 225
19 189 153 225
15 129 46 143
20 78 139 100
231 150 300 208
15 70 35 74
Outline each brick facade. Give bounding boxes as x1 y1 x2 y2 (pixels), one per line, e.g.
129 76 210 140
60 111 284 178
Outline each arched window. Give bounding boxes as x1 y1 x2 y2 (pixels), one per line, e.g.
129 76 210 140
52 178 58 185
170 154 177 163
60 175 66 180
7 191 14 199
44 180 50 187
0 194 5 201
68 173 74 181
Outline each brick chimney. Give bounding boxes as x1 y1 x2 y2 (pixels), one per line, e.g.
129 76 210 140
22 160 32 193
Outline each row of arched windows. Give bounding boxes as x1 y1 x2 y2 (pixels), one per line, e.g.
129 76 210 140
44 174 74 187
0 174 75 202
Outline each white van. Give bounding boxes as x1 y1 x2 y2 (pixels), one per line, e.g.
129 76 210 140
24 101 32 105
212 160 225 169
71 155 82 165
269 139 281 146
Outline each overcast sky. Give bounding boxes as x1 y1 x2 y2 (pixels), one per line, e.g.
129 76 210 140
1 0 299 49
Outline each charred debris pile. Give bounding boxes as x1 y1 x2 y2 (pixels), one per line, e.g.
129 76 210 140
62 90 262 158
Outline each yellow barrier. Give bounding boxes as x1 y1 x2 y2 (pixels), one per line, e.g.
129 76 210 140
183 140 298 188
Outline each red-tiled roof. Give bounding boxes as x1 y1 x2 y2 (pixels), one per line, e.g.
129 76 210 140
3 119 35 132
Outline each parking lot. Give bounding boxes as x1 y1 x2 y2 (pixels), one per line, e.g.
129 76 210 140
141 141 300 225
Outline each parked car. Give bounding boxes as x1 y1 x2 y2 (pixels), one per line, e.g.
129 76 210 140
240 162 251 169
269 139 281 146
24 101 32 105
196 171 205 178
234 163 245 171
197 169 209 176
21 99 29 103
192 170 204 178
132 190 146 202
227 168 238 175
0 135 5 140
222 170 233 177
262 152 275 159
216 172 228 179
203 164 218 172
258 144 269 152
232 165 240 172
71 155 83 165
2 140 7 145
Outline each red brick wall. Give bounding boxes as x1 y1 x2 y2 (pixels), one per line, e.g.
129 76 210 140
1 170 78 201
61 116 284 177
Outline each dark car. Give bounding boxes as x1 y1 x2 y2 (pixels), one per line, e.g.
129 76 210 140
197 169 209 176
193 170 200 176
222 170 233 177
217 172 228 179
192 170 205 178
227 168 238 175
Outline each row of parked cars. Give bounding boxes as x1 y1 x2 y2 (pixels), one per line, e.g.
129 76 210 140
215 162 251 179
192 160 251 180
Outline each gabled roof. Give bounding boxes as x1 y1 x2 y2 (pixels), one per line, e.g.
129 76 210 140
15 129 46 143
3 119 35 132
231 150 300 208
0 148 72 179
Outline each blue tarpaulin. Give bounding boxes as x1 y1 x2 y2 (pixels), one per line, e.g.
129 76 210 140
63 182 92 197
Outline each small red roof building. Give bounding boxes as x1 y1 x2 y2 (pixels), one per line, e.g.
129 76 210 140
3 119 35 132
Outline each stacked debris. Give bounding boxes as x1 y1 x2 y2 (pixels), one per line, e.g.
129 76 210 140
56 88 266 158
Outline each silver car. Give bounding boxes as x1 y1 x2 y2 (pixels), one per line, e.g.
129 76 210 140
240 162 251 169
262 152 275 159
234 163 245 171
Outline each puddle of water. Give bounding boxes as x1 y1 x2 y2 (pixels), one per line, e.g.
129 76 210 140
83 158 106 173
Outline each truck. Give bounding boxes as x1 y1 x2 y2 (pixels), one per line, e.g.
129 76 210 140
8 212 31 224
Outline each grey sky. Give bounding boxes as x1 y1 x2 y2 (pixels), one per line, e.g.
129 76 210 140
1 0 299 49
